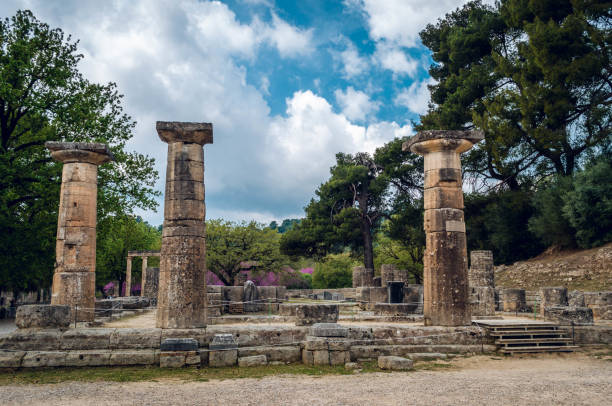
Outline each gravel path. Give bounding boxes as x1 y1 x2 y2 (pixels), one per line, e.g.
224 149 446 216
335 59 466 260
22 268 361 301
1 353 610 405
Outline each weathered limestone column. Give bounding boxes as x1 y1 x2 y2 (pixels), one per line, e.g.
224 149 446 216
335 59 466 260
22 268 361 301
156 121 212 329
46 141 113 321
403 130 483 326
125 256 132 297
469 250 494 288
140 256 148 297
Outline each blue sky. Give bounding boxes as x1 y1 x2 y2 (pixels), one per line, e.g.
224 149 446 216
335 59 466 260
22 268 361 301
1 0 485 226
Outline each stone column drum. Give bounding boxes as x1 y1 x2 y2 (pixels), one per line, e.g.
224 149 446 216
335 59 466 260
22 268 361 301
46 141 113 321
156 122 212 329
403 130 483 326
469 250 494 288
140 256 148 296
125 256 132 296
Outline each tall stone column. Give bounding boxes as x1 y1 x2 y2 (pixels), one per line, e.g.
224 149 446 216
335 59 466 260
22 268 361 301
46 142 113 321
156 121 212 329
125 256 132 297
140 256 148 297
403 130 483 326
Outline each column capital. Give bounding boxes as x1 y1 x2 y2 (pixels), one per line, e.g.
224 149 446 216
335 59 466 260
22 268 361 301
46 141 114 165
156 121 213 145
402 130 483 155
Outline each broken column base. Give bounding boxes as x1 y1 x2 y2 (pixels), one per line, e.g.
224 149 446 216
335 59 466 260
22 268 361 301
15 305 71 329
302 323 350 366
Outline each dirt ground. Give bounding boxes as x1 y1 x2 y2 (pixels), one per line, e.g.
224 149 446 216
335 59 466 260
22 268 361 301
0 352 610 406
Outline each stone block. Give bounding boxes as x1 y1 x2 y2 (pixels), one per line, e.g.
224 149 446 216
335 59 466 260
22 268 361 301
209 334 237 350
469 286 496 317
15 305 71 329
109 350 158 366
327 340 351 351
60 328 112 350
295 304 339 326
304 338 329 351
0 350 25 368
209 349 237 367
540 287 568 314
544 306 594 325
65 350 111 367
377 355 414 371
309 323 348 337
161 329 208 347
110 328 161 349
160 351 199 368
501 289 526 312
329 351 350 366
568 291 585 307
424 208 465 233
160 338 198 351
424 168 462 188
238 355 267 367
313 350 329 366
373 303 418 315
302 350 314 365
424 187 464 210
22 351 67 367
0 329 61 351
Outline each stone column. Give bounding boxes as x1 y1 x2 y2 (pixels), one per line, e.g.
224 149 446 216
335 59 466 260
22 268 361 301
156 121 212 329
45 142 113 322
140 256 148 297
125 256 132 297
403 130 483 326
469 250 494 288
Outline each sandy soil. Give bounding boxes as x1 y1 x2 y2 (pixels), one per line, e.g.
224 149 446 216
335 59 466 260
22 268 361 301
1 352 610 406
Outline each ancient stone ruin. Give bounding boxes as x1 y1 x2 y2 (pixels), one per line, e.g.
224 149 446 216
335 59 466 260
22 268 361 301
45 141 113 321
468 250 496 317
156 121 212 329
124 250 160 297
403 130 483 326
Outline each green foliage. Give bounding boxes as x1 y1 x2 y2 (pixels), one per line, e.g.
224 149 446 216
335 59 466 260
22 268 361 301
0 10 159 291
206 219 288 286
269 219 300 233
312 254 356 289
528 176 576 248
562 158 612 248
374 220 424 284
96 216 161 294
465 189 542 264
419 0 611 187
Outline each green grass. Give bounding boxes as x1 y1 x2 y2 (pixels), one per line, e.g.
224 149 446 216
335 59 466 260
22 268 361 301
0 359 454 385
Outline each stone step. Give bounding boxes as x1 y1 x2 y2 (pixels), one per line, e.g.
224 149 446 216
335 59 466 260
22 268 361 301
499 345 578 354
496 338 572 345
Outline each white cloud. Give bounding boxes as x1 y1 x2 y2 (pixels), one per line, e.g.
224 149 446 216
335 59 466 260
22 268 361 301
334 87 380 122
256 13 314 57
0 0 411 224
339 43 369 78
265 90 411 197
395 77 436 114
373 42 418 76
347 0 495 47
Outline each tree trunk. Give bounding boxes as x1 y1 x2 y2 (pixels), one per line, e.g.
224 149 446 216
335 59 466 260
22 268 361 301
361 219 375 270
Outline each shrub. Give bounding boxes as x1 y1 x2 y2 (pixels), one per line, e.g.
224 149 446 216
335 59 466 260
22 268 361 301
312 254 356 289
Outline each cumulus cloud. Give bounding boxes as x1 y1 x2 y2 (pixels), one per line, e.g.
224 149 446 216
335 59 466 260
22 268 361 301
334 87 380 122
395 77 436 115
0 0 409 224
373 42 419 76
338 42 369 78
265 90 410 197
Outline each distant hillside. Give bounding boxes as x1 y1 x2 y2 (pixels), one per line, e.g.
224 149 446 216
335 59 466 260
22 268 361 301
494 243 612 291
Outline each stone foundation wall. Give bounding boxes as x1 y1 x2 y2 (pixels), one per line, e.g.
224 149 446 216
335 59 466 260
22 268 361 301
0 289 51 319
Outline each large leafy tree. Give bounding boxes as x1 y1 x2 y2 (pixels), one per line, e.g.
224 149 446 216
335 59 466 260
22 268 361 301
0 10 160 291
281 140 424 270
206 219 288 286
419 0 611 188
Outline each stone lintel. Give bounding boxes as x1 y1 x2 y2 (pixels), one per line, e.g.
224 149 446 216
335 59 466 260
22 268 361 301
128 250 161 258
46 141 114 165
156 121 213 145
403 130 484 154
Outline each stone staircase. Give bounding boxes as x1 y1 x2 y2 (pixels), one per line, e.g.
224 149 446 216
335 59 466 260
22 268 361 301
474 321 578 354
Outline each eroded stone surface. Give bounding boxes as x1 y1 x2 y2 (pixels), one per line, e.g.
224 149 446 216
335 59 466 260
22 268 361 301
295 304 339 326
156 121 212 329
15 305 70 329
404 130 481 326
46 142 113 322
377 355 414 370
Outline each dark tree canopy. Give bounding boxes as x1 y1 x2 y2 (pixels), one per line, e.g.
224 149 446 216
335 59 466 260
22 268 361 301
419 0 611 189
